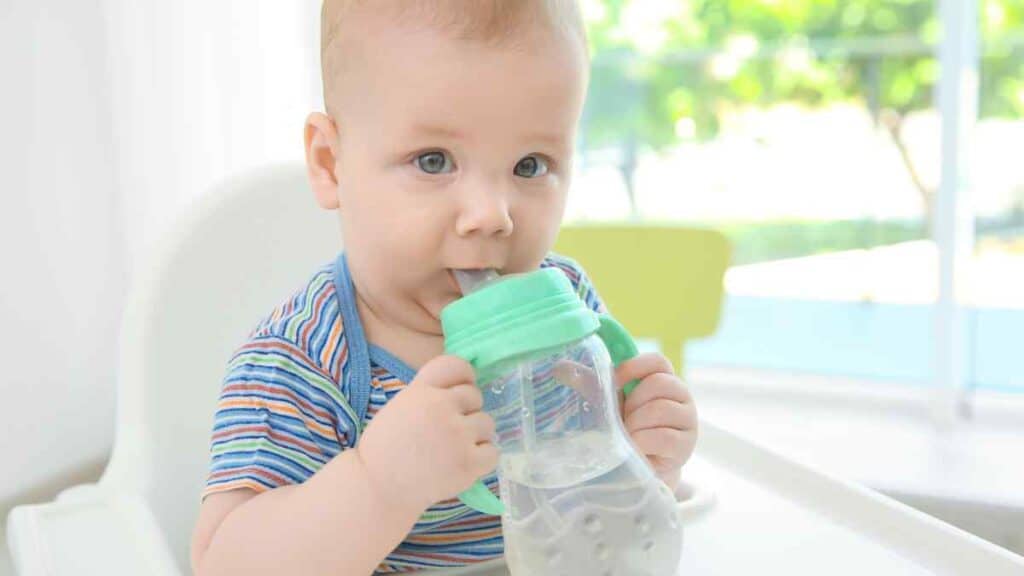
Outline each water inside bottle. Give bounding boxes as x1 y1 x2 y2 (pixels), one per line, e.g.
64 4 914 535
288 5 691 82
500 431 625 489
499 433 682 575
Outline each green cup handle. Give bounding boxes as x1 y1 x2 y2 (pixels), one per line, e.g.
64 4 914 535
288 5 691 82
596 314 641 396
456 353 504 515
459 479 504 516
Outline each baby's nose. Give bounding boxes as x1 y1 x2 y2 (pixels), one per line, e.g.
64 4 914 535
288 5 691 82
455 186 514 238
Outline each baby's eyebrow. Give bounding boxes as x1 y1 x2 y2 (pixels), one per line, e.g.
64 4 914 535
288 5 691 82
410 123 464 139
410 123 569 149
522 130 570 146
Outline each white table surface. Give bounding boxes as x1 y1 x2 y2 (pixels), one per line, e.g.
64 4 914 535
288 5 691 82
674 421 1024 576
679 455 934 575
448 420 1024 576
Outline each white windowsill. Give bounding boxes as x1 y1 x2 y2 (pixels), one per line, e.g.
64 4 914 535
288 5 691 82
687 365 1024 513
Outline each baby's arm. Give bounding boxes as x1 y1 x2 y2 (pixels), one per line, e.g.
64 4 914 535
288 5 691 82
191 355 497 576
192 449 420 576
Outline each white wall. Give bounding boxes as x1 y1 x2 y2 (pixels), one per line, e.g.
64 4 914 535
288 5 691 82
0 0 123 506
1 0 321 509
100 0 322 257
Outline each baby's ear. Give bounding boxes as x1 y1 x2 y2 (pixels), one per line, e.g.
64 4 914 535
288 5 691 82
304 112 342 210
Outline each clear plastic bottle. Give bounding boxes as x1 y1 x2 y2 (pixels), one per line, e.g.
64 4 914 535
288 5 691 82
443 269 682 575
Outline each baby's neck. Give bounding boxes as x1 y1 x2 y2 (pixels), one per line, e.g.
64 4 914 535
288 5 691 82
353 289 445 372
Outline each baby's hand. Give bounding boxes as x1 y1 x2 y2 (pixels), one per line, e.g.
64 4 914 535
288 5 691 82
615 354 698 488
356 356 498 513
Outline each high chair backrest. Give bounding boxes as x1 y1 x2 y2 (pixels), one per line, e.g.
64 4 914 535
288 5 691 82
555 224 730 374
101 164 341 568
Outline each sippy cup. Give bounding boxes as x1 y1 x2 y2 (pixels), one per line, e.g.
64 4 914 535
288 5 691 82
441 268 682 575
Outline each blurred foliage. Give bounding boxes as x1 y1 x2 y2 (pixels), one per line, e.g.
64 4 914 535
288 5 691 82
689 213 1024 264
582 0 1024 151
579 0 1024 226
711 219 926 264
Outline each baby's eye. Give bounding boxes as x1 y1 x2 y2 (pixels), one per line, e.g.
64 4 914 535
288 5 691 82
415 151 455 175
513 155 549 178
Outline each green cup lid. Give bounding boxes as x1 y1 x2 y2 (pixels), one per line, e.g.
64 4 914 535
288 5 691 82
441 268 599 370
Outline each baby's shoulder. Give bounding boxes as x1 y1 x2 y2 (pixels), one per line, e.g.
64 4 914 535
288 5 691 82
245 262 345 373
542 252 606 314
541 252 589 289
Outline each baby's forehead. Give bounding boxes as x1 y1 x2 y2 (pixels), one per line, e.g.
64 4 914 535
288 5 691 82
323 0 582 45
321 0 587 117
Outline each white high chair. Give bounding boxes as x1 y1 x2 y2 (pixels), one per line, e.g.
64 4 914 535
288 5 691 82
6 164 342 574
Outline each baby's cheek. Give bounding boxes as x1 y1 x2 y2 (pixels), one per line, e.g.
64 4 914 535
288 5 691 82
512 219 561 266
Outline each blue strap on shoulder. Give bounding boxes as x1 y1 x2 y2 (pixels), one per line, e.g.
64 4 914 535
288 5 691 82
331 253 373 441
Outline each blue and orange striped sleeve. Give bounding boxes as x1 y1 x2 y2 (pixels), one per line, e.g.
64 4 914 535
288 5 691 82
204 335 355 497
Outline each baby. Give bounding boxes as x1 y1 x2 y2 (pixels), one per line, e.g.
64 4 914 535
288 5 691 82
190 1 697 574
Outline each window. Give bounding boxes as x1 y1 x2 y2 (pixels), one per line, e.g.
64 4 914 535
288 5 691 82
572 1 1023 397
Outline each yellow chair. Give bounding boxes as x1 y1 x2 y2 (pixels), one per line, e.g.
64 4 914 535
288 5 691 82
555 224 731 375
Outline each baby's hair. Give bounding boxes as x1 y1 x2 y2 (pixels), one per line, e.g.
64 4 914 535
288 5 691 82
320 0 586 118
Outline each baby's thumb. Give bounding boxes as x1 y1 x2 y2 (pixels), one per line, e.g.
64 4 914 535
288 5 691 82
415 355 475 389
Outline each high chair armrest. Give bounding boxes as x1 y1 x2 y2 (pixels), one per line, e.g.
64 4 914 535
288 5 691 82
6 485 181 576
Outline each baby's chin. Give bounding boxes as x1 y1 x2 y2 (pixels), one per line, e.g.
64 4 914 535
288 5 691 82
436 290 464 316
414 289 461 329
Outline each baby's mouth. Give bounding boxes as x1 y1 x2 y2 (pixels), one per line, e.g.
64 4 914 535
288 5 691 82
447 268 500 295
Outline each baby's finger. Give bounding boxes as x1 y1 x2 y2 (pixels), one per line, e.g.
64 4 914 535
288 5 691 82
419 355 476 389
449 383 484 414
465 411 497 444
470 442 500 477
552 360 598 393
552 360 603 406
622 373 691 417
644 454 677 475
614 353 674 391
624 397 696 434
631 427 690 465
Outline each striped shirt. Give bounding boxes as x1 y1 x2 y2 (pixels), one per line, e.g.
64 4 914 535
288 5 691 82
205 252 606 573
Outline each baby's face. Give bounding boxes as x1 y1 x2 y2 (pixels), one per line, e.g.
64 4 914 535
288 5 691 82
315 13 588 336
